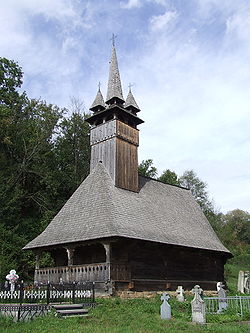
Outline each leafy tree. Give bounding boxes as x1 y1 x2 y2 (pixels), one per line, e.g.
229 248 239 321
138 159 157 178
158 169 180 185
223 209 250 244
54 111 91 201
0 58 91 281
179 170 213 212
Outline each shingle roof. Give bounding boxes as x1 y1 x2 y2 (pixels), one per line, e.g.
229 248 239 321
124 89 140 111
24 163 230 254
90 88 105 112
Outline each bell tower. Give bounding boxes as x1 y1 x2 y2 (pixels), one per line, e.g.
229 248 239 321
86 41 144 192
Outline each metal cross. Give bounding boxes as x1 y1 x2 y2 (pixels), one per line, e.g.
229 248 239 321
110 33 117 47
128 83 134 92
98 81 101 90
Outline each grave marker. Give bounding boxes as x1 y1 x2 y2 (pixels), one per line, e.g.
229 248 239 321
176 285 185 302
160 293 171 320
191 285 206 324
217 282 228 313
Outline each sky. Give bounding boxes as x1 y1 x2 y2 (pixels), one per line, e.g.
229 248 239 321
1 0 249 213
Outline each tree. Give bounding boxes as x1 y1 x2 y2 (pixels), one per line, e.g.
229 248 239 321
179 170 213 212
54 111 91 201
158 169 180 185
138 159 157 178
223 209 250 244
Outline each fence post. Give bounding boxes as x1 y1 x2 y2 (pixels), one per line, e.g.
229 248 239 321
72 282 76 304
46 282 50 305
92 282 95 303
19 281 24 306
239 296 243 316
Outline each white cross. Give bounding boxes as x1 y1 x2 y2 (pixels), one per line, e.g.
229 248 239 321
161 293 170 302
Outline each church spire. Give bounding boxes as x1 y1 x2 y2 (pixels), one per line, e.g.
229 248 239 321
106 37 124 105
124 85 140 114
90 83 105 112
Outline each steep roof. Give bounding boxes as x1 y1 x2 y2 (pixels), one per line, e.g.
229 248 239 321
124 88 140 112
24 163 230 255
106 46 124 104
90 87 105 112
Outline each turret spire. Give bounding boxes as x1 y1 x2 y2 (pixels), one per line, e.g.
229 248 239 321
124 85 140 113
90 83 105 112
106 39 124 105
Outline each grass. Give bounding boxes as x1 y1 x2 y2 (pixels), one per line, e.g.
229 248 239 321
1 296 250 333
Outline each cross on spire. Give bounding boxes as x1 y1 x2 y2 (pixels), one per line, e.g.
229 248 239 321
111 33 117 47
98 81 101 90
128 83 134 92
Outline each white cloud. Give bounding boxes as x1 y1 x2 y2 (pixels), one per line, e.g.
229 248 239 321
226 5 250 43
150 11 178 31
120 0 142 9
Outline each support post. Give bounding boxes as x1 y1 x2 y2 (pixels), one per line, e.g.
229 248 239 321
66 248 75 266
35 251 41 270
103 243 111 263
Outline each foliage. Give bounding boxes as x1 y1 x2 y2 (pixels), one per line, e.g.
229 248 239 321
158 169 180 185
0 57 90 281
138 159 157 178
179 170 213 212
1 297 250 333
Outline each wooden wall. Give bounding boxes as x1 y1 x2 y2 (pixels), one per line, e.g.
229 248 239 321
111 238 227 290
90 119 139 192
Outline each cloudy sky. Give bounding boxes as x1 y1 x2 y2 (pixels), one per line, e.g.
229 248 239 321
1 0 249 213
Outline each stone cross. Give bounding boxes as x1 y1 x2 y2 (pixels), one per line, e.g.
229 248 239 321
217 282 228 312
160 293 171 320
238 271 250 294
6 269 19 293
191 285 206 325
176 285 185 302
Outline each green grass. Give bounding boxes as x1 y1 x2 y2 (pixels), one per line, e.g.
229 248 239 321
1 297 250 333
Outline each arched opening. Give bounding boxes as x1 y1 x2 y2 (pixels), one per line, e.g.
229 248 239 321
73 243 106 265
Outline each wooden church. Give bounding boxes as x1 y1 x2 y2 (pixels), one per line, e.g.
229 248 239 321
24 43 231 292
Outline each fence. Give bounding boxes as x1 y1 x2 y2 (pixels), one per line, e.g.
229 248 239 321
0 282 95 306
204 296 250 316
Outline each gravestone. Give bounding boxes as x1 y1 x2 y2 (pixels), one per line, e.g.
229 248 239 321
217 282 228 313
6 270 19 293
160 293 171 320
176 286 185 302
191 285 206 325
238 271 250 294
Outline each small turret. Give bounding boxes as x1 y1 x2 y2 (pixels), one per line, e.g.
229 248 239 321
124 87 140 115
90 85 105 112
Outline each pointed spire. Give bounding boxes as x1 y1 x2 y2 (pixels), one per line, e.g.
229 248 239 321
90 83 105 112
106 43 124 105
124 86 140 113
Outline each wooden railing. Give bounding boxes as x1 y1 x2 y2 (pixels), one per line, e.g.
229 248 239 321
35 263 110 283
35 263 131 283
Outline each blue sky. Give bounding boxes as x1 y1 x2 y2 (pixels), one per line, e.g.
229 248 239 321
1 0 250 213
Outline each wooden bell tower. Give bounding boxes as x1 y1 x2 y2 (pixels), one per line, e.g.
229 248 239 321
86 43 144 192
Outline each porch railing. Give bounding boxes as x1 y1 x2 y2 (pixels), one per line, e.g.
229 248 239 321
35 262 110 283
35 262 131 284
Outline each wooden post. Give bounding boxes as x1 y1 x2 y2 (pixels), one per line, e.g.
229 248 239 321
103 243 111 263
35 251 41 270
103 243 111 282
66 248 75 266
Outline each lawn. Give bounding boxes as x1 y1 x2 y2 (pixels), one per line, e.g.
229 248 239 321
1 296 250 333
